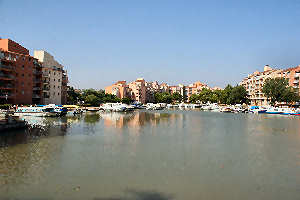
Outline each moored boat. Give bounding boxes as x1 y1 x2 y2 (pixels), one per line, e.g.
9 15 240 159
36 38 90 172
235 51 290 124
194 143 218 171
14 106 58 117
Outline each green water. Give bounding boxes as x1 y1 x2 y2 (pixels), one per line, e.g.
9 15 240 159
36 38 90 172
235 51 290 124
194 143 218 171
1 110 300 200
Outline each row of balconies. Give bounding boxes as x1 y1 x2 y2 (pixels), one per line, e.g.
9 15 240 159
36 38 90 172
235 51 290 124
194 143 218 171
0 73 14 80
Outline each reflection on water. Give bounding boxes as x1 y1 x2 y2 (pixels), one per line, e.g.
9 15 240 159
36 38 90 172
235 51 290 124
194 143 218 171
1 111 300 200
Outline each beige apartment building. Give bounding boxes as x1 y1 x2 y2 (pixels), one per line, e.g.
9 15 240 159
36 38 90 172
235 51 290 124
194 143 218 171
239 65 300 106
34 50 68 105
105 78 213 103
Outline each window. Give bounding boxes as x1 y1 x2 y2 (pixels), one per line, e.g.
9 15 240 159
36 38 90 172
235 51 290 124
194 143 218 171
22 74 24 77
22 65 24 69
21 82 24 86
23 57 25 61
58 79 60 82
54 79 55 81
21 90 24 95
58 93 60 95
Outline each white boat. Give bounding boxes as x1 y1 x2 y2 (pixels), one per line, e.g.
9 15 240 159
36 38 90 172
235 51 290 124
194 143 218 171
44 104 68 116
100 103 127 112
146 103 164 110
265 107 283 114
14 106 58 117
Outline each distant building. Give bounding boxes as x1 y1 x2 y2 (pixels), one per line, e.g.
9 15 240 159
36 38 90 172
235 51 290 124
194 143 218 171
34 50 68 105
105 78 212 103
239 65 300 106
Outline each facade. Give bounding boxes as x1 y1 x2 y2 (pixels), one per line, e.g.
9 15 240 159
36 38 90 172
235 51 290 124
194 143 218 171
0 39 43 105
34 50 68 105
239 65 300 106
105 78 212 103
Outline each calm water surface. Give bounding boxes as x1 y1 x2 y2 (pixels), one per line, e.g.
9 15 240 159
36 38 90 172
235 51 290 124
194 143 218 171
1 110 300 200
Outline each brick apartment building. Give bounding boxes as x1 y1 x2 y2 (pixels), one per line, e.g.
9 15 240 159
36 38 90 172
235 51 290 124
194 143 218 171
0 38 68 105
0 39 43 104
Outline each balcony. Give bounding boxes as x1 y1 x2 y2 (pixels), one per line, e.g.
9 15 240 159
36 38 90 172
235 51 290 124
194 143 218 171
293 80 299 84
0 64 14 71
33 79 42 83
32 94 41 98
0 73 14 80
0 93 14 98
43 86 50 91
33 70 43 75
0 84 14 89
33 87 42 90
44 94 50 99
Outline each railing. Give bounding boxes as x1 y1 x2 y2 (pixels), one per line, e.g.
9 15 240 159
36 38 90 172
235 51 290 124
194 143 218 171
0 84 14 89
33 79 42 83
0 93 14 98
32 94 41 98
33 70 43 75
44 95 50 98
0 64 14 70
0 73 14 79
33 87 42 90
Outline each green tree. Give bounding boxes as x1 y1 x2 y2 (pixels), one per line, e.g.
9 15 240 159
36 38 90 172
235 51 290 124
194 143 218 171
228 85 249 104
67 86 81 104
121 97 133 104
262 78 298 105
199 88 213 103
172 92 182 102
189 94 199 103
85 94 99 106
154 92 173 103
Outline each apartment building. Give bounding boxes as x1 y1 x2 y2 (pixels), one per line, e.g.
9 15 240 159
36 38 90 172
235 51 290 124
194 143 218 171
0 39 43 105
105 78 213 103
34 50 67 105
239 65 300 106
128 78 147 104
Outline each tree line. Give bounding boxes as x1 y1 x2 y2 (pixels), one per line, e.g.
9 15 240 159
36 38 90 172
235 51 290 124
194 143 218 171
188 85 249 104
67 87 133 106
67 77 300 106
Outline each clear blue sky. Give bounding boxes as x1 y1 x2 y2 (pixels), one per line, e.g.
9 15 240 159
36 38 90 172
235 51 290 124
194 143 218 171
1 0 300 89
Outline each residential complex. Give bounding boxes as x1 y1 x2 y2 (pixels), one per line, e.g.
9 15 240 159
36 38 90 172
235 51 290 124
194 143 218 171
239 65 300 106
105 78 214 103
0 38 68 105
0 39 43 104
34 50 68 105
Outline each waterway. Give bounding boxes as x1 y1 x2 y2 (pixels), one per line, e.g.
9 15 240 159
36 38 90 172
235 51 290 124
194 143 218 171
1 110 300 200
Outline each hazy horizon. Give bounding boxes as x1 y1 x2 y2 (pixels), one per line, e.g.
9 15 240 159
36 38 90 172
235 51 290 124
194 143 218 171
1 0 300 89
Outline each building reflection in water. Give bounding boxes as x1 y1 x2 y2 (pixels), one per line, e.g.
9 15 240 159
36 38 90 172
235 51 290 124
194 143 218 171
101 111 184 133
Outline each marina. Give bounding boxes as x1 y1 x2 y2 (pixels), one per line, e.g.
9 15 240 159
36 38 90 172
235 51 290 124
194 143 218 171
1 110 300 200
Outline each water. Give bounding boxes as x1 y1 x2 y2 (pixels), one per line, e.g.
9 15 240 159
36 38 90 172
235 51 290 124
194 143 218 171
1 110 300 200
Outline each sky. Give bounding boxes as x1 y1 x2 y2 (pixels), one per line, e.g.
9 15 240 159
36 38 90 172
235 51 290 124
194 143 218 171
1 0 300 89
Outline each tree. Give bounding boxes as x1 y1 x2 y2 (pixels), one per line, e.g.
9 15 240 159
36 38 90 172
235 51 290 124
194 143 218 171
67 86 81 104
154 92 173 103
172 92 182 102
228 85 248 104
262 78 298 105
85 94 99 106
189 94 199 103
199 88 213 103
121 97 133 104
